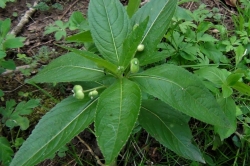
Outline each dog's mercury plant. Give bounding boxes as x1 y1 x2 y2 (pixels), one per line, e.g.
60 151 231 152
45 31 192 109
10 0 234 165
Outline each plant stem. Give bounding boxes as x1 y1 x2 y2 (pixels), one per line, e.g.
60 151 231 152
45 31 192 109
83 85 106 93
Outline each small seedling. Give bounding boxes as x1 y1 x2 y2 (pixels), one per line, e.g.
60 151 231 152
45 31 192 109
0 18 25 73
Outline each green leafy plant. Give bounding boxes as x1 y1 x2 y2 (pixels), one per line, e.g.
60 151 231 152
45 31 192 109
158 6 230 65
0 99 40 130
16 46 54 76
44 20 69 41
44 11 88 41
0 99 40 165
0 0 15 8
34 0 63 11
10 0 235 165
0 18 26 74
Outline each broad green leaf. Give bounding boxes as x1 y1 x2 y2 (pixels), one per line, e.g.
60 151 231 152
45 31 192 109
44 26 58 35
54 31 66 41
232 82 250 96
0 1 7 8
126 0 140 18
130 64 231 127
214 96 237 140
180 44 198 61
15 99 40 115
197 21 213 35
59 46 118 74
201 80 220 95
55 20 64 28
0 100 16 121
120 18 148 69
0 137 14 166
139 100 205 163
174 6 193 21
179 21 197 34
95 78 141 164
197 34 218 42
199 42 223 63
0 18 11 37
131 0 177 65
68 11 87 30
3 37 25 49
66 31 93 43
88 0 130 65
4 99 40 130
195 67 229 87
14 138 25 148
0 89 4 97
10 96 97 166
140 51 170 66
0 59 16 70
222 84 233 98
226 73 244 86
6 116 29 130
27 52 105 83
0 51 6 59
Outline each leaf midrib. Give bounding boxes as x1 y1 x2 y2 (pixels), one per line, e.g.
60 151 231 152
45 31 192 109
20 99 98 166
40 65 104 73
141 0 170 43
132 74 229 127
102 0 119 63
141 106 195 154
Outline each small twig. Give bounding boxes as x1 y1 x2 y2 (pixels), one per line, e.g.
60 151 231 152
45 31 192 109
188 2 194 10
3 83 25 93
58 0 80 20
1 65 31 76
10 1 40 35
140 0 149 7
76 136 105 166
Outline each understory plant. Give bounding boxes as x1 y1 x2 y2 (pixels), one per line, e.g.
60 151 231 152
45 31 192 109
10 0 236 165
0 99 40 165
0 18 25 74
0 0 15 8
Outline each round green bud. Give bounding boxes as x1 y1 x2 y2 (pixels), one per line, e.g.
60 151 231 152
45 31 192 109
130 58 139 74
137 44 144 52
73 85 83 93
91 90 98 96
74 90 85 100
89 90 98 98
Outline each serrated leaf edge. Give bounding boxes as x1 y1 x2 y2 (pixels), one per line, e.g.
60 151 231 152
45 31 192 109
140 106 205 163
13 98 98 166
94 79 142 164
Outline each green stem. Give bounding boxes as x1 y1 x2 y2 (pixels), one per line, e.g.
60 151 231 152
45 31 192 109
83 85 106 93
233 149 239 166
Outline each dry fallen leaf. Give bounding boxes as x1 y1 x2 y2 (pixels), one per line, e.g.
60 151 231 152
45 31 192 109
225 0 237 7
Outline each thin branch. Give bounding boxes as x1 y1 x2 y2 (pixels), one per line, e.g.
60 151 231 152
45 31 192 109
58 0 80 20
1 65 31 76
10 1 40 35
76 136 105 166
